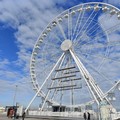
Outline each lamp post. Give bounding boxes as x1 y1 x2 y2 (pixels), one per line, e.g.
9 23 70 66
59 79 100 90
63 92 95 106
118 83 120 91
13 85 18 106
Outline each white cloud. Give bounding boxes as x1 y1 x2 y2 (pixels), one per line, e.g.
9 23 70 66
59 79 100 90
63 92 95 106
104 0 120 8
0 0 65 107
0 58 10 67
0 0 64 74
12 1 63 69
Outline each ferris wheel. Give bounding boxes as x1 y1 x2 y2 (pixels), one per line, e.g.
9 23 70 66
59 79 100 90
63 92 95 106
27 2 120 112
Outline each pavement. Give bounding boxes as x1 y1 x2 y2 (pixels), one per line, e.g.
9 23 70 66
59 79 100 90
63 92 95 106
0 114 46 120
0 114 84 120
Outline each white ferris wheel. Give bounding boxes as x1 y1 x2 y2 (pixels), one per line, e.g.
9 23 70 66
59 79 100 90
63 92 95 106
26 2 120 115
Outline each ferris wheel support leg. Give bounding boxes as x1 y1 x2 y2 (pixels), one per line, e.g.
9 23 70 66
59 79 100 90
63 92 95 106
69 49 100 105
75 55 104 100
40 55 66 111
74 51 112 105
69 49 115 120
75 55 112 105
25 53 65 113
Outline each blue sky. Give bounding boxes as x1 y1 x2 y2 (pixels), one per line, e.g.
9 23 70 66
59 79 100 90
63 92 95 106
0 0 120 109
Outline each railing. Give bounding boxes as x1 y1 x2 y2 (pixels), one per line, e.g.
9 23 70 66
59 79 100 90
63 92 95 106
29 111 81 116
28 110 97 119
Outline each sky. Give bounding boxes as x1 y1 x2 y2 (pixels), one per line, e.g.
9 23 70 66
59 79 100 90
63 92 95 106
0 0 120 109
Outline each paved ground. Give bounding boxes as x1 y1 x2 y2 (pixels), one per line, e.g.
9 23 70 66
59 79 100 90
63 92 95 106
0 116 40 120
0 114 84 120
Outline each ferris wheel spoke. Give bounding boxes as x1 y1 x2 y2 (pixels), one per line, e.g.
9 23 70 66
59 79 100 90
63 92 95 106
77 50 120 64
43 41 60 49
97 58 106 71
37 52 64 86
84 21 100 35
74 22 101 48
40 44 61 62
37 52 63 78
74 24 102 47
41 46 61 58
74 13 116 47
72 6 83 40
74 9 95 42
57 20 67 40
92 21 120 39
76 41 120 51
51 33 63 42
74 26 100 46
38 53 61 71
73 12 99 46
51 52 62 59
75 7 86 41
78 55 114 85
68 10 70 40
70 13 73 40
74 11 98 45
67 10 73 40
47 51 59 58
40 65 53 74
86 10 112 35
97 46 110 71
75 22 120 48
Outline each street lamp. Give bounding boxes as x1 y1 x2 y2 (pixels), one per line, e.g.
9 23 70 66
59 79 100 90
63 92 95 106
13 85 18 106
118 83 120 91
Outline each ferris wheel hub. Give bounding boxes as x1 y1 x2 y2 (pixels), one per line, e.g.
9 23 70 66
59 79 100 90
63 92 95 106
61 40 72 51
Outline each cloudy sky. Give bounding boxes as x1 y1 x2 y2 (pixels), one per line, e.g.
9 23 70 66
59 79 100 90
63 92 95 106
0 0 120 109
